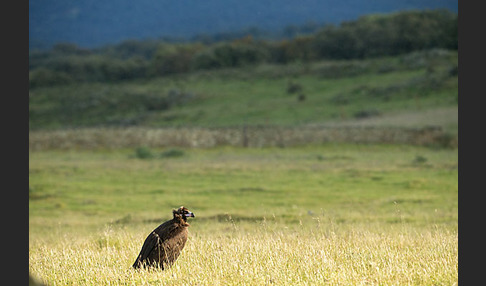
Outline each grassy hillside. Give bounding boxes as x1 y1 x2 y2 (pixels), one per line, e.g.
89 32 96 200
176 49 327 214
29 49 458 133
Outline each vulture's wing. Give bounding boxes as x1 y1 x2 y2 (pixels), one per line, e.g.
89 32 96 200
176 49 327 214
133 231 162 267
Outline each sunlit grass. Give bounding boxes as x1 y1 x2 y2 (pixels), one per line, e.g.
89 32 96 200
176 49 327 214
29 144 457 285
29 222 457 285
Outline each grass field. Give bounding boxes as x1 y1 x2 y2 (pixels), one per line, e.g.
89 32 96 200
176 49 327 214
29 47 458 286
29 144 458 285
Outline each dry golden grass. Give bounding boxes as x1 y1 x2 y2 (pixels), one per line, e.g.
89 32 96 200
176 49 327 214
29 125 456 151
29 145 457 285
29 222 457 285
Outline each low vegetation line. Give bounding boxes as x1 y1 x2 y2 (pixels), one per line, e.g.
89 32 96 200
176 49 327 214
29 125 456 150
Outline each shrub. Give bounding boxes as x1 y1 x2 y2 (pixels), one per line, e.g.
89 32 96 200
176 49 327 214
192 42 269 70
29 68 73 88
413 155 428 164
286 81 303 94
353 109 381 119
160 149 185 158
135 146 154 159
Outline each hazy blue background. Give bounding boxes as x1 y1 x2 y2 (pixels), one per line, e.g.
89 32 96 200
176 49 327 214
29 0 458 49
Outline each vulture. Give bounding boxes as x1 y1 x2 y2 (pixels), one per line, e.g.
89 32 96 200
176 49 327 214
132 206 195 269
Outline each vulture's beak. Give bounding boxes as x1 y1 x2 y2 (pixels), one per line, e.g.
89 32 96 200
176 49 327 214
185 211 195 218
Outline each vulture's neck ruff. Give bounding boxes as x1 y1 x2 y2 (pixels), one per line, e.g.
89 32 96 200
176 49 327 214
173 207 195 225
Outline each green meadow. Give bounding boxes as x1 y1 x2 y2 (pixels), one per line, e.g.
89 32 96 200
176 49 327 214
29 47 458 285
29 144 457 285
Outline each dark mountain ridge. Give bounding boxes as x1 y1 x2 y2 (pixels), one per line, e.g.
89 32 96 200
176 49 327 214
29 0 457 49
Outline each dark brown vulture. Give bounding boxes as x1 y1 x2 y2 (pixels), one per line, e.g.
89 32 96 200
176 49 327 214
132 206 195 269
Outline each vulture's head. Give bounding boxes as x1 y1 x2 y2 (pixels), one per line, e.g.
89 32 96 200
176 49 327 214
173 206 195 222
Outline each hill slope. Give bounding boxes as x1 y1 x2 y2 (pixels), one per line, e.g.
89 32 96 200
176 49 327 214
29 49 458 133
